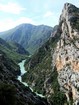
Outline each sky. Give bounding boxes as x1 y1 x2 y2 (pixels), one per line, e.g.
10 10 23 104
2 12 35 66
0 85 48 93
0 0 79 32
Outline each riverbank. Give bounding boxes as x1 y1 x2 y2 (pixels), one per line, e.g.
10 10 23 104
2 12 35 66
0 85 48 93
17 59 45 97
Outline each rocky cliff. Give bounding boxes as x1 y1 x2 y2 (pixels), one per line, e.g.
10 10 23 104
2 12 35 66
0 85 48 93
52 3 79 105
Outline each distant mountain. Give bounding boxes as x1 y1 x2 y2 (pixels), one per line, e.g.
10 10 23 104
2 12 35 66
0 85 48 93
0 24 53 54
0 38 29 62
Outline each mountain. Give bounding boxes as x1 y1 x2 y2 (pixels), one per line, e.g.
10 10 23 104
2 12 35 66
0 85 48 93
0 2 79 105
22 3 79 105
22 26 67 105
0 38 29 62
9 42 29 55
0 50 20 76
52 3 79 105
0 51 49 105
0 24 53 54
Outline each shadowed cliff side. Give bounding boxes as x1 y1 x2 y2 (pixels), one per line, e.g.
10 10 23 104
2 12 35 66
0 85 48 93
0 51 49 105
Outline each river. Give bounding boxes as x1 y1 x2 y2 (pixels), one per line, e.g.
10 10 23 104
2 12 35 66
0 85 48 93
17 59 45 97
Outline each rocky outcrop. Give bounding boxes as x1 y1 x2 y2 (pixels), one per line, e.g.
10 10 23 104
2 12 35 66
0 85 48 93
52 3 79 105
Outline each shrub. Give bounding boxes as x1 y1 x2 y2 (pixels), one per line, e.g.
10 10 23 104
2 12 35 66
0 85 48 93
51 92 67 105
0 82 17 105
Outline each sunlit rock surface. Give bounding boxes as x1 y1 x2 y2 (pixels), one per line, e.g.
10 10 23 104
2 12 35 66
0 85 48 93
52 3 79 105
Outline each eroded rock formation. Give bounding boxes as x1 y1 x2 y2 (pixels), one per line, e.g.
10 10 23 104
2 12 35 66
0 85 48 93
52 3 79 105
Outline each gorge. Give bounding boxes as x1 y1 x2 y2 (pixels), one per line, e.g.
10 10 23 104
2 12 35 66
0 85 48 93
22 3 79 105
0 2 79 105
18 59 45 97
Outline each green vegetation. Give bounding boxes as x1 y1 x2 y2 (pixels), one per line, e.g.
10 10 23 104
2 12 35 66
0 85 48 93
51 91 67 105
50 67 68 105
0 82 16 105
0 44 28 63
0 38 29 63
22 35 67 104
23 50 52 94
8 42 29 55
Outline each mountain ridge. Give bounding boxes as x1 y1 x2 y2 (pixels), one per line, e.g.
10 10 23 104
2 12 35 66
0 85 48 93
0 37 29 62
0 23 53 54
0 2 79 105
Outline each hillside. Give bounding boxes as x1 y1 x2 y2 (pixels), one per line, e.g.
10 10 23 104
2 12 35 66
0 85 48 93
0 2 79 105
0 51 48 105
9 42 29 55
0 38 29 62
22 26 67 105
22 3 79 105
0 24 53 54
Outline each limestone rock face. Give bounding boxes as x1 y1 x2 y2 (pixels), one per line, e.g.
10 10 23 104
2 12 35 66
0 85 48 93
52 3 79 105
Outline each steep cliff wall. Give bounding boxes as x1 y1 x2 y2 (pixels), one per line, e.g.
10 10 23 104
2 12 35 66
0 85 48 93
52 3 79 105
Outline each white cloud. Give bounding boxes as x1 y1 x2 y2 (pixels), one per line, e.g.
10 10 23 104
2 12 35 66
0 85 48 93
16 17 35 25
44 11 53 18
0 17 36 32
0 2 26 14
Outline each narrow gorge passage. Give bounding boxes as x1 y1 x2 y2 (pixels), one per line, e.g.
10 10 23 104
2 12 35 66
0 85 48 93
17 59 45 98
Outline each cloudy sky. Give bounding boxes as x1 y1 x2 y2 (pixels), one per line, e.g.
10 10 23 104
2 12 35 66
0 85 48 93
0 0 79 32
